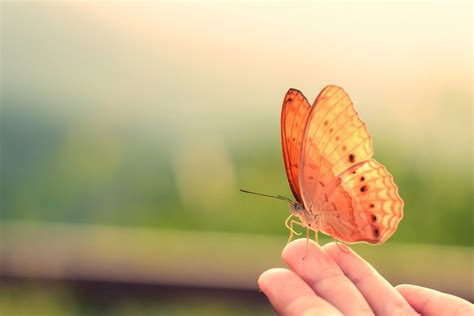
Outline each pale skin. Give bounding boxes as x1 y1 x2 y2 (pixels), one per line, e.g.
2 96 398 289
259 239 473 316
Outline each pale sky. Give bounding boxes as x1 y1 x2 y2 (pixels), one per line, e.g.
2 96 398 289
2 1 472 158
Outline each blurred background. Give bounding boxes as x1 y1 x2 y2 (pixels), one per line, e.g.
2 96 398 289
0 1 472 315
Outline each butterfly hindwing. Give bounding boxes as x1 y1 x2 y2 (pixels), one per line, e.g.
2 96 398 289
321 160 403 243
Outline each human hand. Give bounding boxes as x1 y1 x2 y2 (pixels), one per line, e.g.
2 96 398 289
258 239 473 315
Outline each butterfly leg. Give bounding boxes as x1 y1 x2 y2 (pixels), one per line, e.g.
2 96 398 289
287 232 293 245
333 238 349 253
329 226 349 253
285 214 302 244
302 228 310 260
286 220 303 244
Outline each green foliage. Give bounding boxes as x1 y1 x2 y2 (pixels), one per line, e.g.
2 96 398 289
1 100 472 246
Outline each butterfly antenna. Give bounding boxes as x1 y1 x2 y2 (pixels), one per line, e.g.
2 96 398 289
239 189 294 203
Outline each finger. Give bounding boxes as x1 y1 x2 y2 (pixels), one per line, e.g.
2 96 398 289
258 268 342 316
324 242 417 315
396 284 473 315
282 239 373 315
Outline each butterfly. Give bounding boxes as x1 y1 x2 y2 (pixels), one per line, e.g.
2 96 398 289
280 85 403 244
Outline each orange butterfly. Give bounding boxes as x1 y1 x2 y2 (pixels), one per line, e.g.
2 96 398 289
281 86 403 244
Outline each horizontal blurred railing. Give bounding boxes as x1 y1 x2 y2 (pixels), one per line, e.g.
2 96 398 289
0 220 472 300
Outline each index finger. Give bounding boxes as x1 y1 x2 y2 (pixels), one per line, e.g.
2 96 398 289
282 239 373 315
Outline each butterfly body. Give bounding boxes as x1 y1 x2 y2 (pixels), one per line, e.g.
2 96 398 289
281 86 403 245
290 202 325 232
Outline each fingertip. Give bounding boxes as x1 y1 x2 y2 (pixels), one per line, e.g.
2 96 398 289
282 238 320 261
258 268 291 291
395 284 473 315
323 242 361 267
281 239 345 287
394 284 415 299
394 284 412 291
395 284 440 301
282 238 305 257
322 242 352 257
323 242 378 279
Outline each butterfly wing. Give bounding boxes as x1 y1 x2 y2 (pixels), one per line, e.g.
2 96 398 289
281 89 311 203
298 85 403 244
321 160 404 243
298 86 371 209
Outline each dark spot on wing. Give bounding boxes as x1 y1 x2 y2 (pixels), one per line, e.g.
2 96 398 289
349 154 355 163
371 214 377 222
360 185 367 192
360 176 365 181
373 228 380 237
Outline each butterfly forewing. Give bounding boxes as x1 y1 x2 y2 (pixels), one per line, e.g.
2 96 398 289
281 89 311 203
299 86 374 209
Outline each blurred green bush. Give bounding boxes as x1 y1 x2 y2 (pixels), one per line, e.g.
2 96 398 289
1 100 472 247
